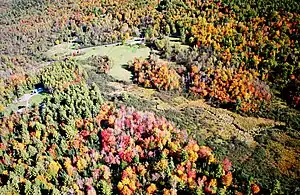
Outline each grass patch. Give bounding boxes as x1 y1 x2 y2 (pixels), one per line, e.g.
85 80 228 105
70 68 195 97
29 94 46 105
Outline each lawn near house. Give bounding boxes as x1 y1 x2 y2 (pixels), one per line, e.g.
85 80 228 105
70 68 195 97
2 92 48 116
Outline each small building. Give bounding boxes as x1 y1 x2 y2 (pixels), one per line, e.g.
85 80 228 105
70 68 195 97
17 106 26 114
31 88 44 94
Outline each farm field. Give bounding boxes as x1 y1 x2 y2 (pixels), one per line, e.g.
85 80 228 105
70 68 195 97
0 0 300 194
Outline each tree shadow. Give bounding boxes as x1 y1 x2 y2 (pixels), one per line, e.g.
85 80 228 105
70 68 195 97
121 63 130 71
120 63 135 83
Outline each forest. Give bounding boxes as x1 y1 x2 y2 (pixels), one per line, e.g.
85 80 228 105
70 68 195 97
0 0 299 194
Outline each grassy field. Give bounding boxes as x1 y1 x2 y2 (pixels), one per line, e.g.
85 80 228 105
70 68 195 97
44 42 151 82
29 93 47 105
76 44 150 82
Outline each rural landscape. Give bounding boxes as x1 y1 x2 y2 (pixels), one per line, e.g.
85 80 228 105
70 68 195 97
0 0 299 194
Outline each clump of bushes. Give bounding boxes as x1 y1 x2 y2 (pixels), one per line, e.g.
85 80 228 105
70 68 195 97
87 55 111 74
189 65 272 112
128 56 181 90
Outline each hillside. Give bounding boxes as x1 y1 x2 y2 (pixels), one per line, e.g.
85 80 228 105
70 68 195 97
0 0 300 194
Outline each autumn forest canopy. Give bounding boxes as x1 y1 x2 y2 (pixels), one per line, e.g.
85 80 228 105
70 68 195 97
0 0 300 194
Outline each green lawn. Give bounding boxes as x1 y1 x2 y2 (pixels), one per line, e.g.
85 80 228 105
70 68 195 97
74 44 151 82
29 94 47 105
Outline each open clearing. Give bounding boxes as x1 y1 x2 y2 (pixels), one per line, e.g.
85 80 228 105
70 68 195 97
45 41 151 82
